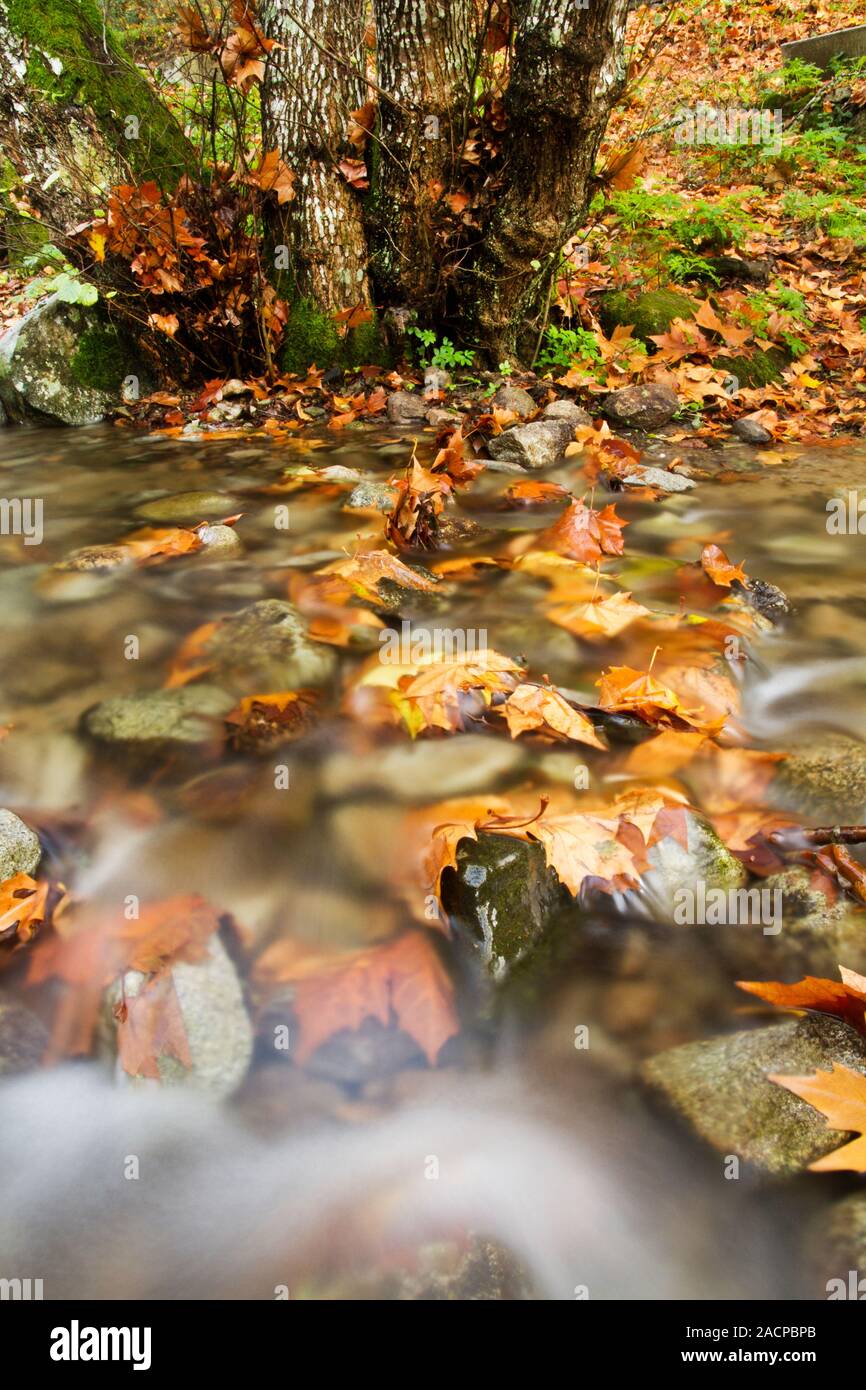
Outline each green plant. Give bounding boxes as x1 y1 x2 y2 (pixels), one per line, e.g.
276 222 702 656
23 247 99 306
536 324 602 375
665 251 720 285
408 327 474 370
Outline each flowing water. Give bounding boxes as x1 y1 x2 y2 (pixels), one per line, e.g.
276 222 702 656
1 423 865 1300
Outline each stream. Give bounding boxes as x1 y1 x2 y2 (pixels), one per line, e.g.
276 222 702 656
1 422 865 1300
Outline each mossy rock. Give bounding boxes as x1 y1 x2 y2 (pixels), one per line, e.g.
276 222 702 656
280 299 390 374
712 347 787 388
70 321 145 394
600 288 697 341
772 738 866 821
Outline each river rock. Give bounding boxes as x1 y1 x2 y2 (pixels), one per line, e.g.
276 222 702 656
642 1015 866 1176
0 294 143 427
621 464 696 492
602 384 678 431
193 524 244 560
442 832 569 978
542 398 593 427
732 415 773 445
488 420 573 470
321 734 526 803
103 935 253 1096
642 812 747 920
84 686 235 760
188 599 337 694
493 385 536 418
736 576 790 623
807 1194 866 1298
773 738 866 821
712 865 866 978
387 390 428 424
134 491 238 523
0 996 48 1075
0 809 41 881
345 481 397 512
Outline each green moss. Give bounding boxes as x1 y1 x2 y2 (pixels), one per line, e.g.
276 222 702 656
280 300 390 373
712 346 786 387
600 288 697 341
5 0 189 183
69 322 134 392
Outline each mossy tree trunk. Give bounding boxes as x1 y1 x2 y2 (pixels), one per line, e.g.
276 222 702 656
261 0 628 365
262 0 378 370
0 0 189 242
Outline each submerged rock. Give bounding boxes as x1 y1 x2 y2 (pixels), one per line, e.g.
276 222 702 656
807 1194 866 1298
621 464 696 492
321 735 526 803
345 481 396 513
443 832 569 978
196 523 244 559
103 935 253 1097
488 420 573 470
0 809 41 881
713 865 866 978
186 599 337 694
736 576 790 623
0 295 145 427
642 812 747 920
0 996 48 1075
134 491 238 523
602 384 679 432
84 686 235 761
642 1015 866 1176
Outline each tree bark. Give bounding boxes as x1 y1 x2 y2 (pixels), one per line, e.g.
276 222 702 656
263 0 375 366
464 0 630 362
370 0 479 309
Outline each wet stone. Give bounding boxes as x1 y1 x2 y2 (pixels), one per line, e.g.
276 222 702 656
84 686 235 759
602 384 679 431
386 390 428 424
133 490 238 523
773 738 866 821
0 809 41 881
488 420 573 470
642 1015 866 1176
493 385 537 418
712 865 866 978
0 996 48 1075
191 599 337 694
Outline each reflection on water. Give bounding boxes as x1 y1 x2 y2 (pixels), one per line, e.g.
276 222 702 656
1 424 865 1299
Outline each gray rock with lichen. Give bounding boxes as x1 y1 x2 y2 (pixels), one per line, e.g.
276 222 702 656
773 738 866 821
602 384 678 431
712 865 866 978
488 420 573 469
642 1015 866 1176
493 385 536 418
0 809 41 881
0 294 140 427
643 812 748 919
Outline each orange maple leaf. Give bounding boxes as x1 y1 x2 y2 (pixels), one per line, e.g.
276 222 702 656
700 543 747 587
540 498 627 563
769 1064 866 1172
738 965 866 1037
498 683 605 748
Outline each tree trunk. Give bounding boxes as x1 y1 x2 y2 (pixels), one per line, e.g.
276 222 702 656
465 0 630 362
370 0 479 309
262 1 378 369
0 0 190 242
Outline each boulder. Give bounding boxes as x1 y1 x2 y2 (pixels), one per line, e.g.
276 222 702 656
0 809 41 881
711 866 866 978
602 384 679 431
600 288 696 340
642 811 748 919
0 295 144 427
321 734 526 803
773 738 866 821
642 1015 866 1176
488 420 573 470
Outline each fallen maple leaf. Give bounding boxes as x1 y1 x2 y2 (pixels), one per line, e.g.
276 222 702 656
0 873 53 948
225 690 319 751
548 590 650 639
498 683 605 748
769 1064 866 1172
254 931 459 1064
738 965 866 1037
115 971 192 1080
540 498 627 563
700 543 747 587
596 664 683 723
245 148 296 204
324 548 439 601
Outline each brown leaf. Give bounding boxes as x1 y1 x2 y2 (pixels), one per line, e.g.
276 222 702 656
499 683 605 748
738 966 866 1037
700 543 747 587
539 498 628 563
115 971 192 1079
769 1064 866 1172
